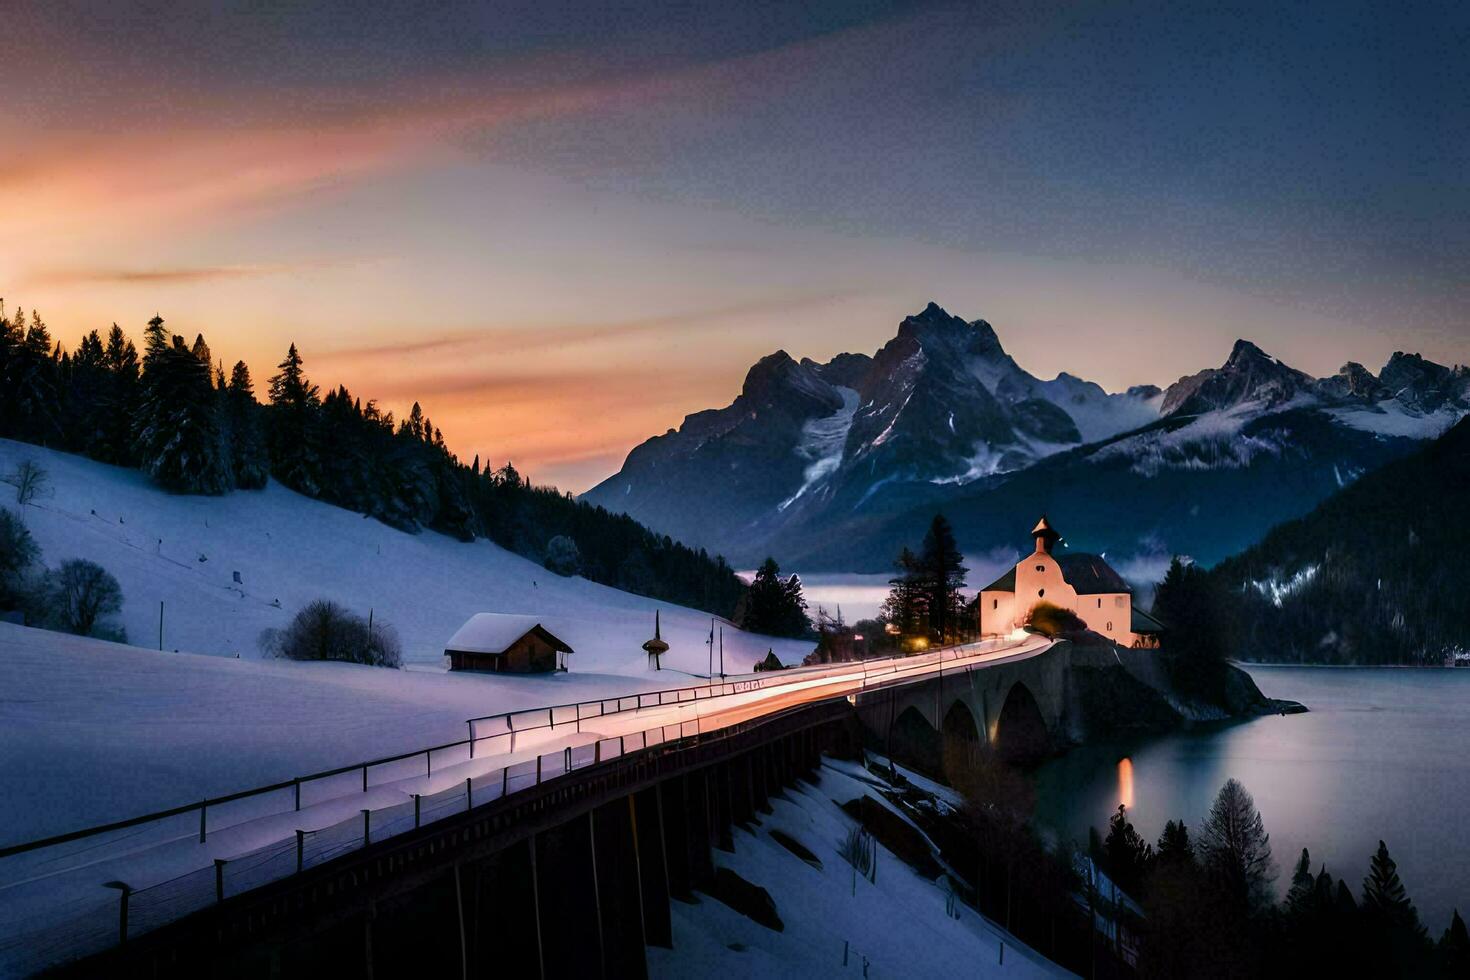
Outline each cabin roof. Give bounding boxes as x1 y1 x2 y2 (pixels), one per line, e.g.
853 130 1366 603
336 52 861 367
445 614 574 655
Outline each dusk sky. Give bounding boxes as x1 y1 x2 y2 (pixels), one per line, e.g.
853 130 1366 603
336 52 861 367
5 0 1467 491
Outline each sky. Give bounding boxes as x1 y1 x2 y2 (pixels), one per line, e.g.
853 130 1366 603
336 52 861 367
4 0 1467 491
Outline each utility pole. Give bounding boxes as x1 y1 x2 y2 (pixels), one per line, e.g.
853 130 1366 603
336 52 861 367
719 626 724 679
158 601 164 651
708 618 715 679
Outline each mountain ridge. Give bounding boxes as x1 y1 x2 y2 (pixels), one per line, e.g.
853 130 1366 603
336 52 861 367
584 303 1468 574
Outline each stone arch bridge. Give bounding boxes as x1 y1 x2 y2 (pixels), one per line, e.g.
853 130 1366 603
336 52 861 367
853 639 1075 777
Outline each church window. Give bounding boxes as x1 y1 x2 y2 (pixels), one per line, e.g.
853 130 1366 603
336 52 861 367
1038 588 1045 598
1035 564 1045 572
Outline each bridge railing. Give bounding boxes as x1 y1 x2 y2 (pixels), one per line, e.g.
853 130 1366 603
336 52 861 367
0 707 730 974
0 637 1045 974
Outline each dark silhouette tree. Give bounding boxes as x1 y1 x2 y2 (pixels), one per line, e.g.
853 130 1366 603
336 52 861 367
266 342 323 495
917 513 968 644
741 556 809 638
1441 909 1470 978
44 558 124 637
882 546 925 640
132 318 230 493
1155 819 1193 868
0 510 40 611
1198 778 1275 912
224 361 269 488
1103 804 1153 895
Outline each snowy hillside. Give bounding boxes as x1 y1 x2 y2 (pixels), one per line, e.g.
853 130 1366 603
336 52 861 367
0 439 812 675
650 758 1065 979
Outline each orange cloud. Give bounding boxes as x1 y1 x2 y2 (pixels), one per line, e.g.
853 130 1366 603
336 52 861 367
313 290 861 366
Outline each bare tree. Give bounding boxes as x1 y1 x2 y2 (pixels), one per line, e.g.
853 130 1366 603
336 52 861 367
3 460 50 507
45 559 123 637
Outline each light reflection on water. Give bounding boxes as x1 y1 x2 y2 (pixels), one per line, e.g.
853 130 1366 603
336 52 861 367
1033 665 1470 930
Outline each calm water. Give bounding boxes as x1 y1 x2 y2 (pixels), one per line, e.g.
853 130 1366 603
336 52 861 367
1034 666 1470 931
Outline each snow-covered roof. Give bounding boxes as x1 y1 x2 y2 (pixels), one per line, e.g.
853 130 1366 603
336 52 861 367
444 614 574 655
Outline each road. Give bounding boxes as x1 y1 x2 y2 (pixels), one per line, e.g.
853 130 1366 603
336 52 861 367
0 633 1054 974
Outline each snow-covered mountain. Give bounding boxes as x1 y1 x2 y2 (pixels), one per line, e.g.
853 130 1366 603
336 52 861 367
585 303 1469 573
585 303 1162 560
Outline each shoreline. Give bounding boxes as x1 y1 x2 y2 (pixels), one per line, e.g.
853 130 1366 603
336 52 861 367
1238 661 1469 670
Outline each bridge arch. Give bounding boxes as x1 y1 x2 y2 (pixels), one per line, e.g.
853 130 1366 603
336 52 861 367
941 700 982 785
993 681 1051 768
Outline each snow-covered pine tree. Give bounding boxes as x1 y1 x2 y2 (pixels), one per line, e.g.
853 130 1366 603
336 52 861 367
131 317 231 493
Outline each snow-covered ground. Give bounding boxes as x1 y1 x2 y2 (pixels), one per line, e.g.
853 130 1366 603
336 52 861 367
0 619 1050 977
650 759 1068 979
0 439 811 673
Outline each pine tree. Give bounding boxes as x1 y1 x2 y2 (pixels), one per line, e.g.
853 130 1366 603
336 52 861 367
1285 847 1315 918
1441 909 1470 978
882 546 925 639
742 556 809 638
1103 804 1153 895
6 308 61 443
1198 778 1275 911
97 324 141 465
225 361 269 488
1155 819 1194 867
266 343 322 495
132 322 230 493
918 513 968 643
1362 840 1425 935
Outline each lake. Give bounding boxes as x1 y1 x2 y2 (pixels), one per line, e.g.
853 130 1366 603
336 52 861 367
1033 665 1470 932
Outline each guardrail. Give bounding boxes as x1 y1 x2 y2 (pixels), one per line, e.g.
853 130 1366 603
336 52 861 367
0 635 1041 975
1 637 1019 864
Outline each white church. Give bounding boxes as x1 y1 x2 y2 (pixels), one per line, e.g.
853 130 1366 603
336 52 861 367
978 516 1163 648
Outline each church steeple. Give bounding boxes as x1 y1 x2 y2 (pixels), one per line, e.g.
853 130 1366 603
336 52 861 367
1031 515 1061 555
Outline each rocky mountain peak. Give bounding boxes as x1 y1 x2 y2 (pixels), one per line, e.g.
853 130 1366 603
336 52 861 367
1318 361 1386 402
1379 351 1458 412
1161 340 1313 416
740 350 843 416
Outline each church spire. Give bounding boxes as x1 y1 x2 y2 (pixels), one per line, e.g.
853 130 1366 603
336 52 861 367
1032 515 1061 555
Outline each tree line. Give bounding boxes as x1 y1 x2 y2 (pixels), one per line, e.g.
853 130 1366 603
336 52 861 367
0 304 746 619
1095 779 1468 977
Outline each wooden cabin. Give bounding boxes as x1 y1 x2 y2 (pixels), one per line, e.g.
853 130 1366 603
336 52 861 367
445 614 574 674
